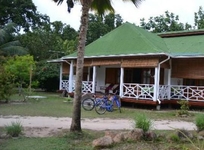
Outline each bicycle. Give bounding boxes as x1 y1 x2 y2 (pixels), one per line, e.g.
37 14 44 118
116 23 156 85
94 92 121 115
81 93 109 111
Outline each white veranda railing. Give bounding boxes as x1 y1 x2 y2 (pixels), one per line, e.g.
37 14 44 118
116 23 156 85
122 83 204 101
170 85 204 101
61 80 93 93
122 83 154 100
62 80 204 101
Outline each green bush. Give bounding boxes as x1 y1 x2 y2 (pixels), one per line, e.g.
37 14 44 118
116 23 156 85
195 114 204 131
0 66 14 103
5 121 23 137
177 100 189 116
134 114 152 132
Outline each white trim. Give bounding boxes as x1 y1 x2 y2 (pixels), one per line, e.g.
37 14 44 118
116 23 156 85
120 67 124 97
61 53 168 59
92 66 96 93
153 67 158 101
59 62 63 90
167 69 171 100
68 60 74 93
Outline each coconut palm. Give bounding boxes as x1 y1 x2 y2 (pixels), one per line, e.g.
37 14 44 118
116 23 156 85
53 0 144 132
0 23 27 57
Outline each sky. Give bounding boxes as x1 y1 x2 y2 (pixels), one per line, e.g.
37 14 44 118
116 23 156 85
33 0 204 30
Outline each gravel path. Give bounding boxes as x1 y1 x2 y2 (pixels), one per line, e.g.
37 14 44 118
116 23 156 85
0 116 197 137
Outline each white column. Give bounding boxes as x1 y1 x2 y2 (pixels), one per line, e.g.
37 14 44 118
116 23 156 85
59 62 63 90
167 69 171 99
92 66 96 93
157 66 161 101
153 67 158 101
68 60 74 93
119 67 124 97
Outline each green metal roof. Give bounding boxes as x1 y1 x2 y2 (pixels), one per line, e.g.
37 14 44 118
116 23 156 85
63 22 168 59
164 35 204 57
62 22 204 59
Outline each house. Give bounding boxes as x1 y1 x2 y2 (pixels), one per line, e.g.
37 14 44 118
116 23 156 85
50 22 204 109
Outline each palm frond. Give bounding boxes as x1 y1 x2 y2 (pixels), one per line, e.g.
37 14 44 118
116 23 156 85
3 23 17 33
124 0 144 7
0 41 21 48
53 0 63 5
0 23 17 44
0 45 28 56
91 0 114 16
53 0 74 13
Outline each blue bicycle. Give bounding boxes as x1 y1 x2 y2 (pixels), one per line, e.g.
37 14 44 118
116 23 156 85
81 94 108 111
94 92 121 115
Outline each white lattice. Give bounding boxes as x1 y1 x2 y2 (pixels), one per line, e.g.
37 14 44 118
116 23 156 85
61 80 69 91
122 83 154 100
82 81 93 93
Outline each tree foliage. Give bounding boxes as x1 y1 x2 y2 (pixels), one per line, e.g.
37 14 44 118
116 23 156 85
86 13 123 45
4 55 35 87
0 23 27 57
140 11 192 33
0 0 50 32
195 6 204 29
18 21 78 61
33 61 59 92
0 66 14 102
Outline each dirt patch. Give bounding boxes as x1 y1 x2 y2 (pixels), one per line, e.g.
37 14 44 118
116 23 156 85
0 116 197 137
22 127 65 137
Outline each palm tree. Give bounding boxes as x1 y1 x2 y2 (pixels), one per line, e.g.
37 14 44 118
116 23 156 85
53 0 144 132
0 23 27 57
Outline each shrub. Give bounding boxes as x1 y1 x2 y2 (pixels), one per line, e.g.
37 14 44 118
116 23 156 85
0 66 14 103
195 114 204 131
177 100 189 116
5 121 23 137
134 114 152 132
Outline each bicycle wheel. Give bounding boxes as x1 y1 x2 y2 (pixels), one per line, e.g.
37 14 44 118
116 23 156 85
82 98 95 111
95 102 106 115
115 99 122 113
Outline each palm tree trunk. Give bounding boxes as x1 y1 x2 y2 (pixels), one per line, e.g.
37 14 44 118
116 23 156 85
70 0 91 132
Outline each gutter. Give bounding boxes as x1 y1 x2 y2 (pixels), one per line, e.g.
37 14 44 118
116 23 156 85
61 53 167 60
156 55 171 104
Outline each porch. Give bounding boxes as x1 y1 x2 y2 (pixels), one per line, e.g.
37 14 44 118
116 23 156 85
61 80 204 107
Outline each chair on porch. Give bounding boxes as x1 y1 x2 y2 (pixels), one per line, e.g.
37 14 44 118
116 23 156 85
109 84 119 94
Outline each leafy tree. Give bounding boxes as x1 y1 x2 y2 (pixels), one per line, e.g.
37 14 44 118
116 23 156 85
18 21 78 61
140 11 192 33
86 14 109 45
4 55 35 90
53 0 143 132
86 13 123 45
0 0 50 32
0 23 27 57
34 61 59 92
195 6 204 29
0 66 14 103
104 13 123 31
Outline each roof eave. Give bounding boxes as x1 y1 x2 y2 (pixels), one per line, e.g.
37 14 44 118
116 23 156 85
62 53 169 60
171 55 204 58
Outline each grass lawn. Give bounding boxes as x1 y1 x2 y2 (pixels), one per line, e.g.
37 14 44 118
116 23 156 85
1 129 204 150
0 91 204 150
0 91 203 121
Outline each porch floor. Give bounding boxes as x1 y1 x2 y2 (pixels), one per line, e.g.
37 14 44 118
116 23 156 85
121 98 204 108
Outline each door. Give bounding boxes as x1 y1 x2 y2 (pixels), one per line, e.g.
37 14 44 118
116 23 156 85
105 68 120 84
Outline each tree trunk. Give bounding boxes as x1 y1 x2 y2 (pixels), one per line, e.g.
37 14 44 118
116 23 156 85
70 0 91 132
